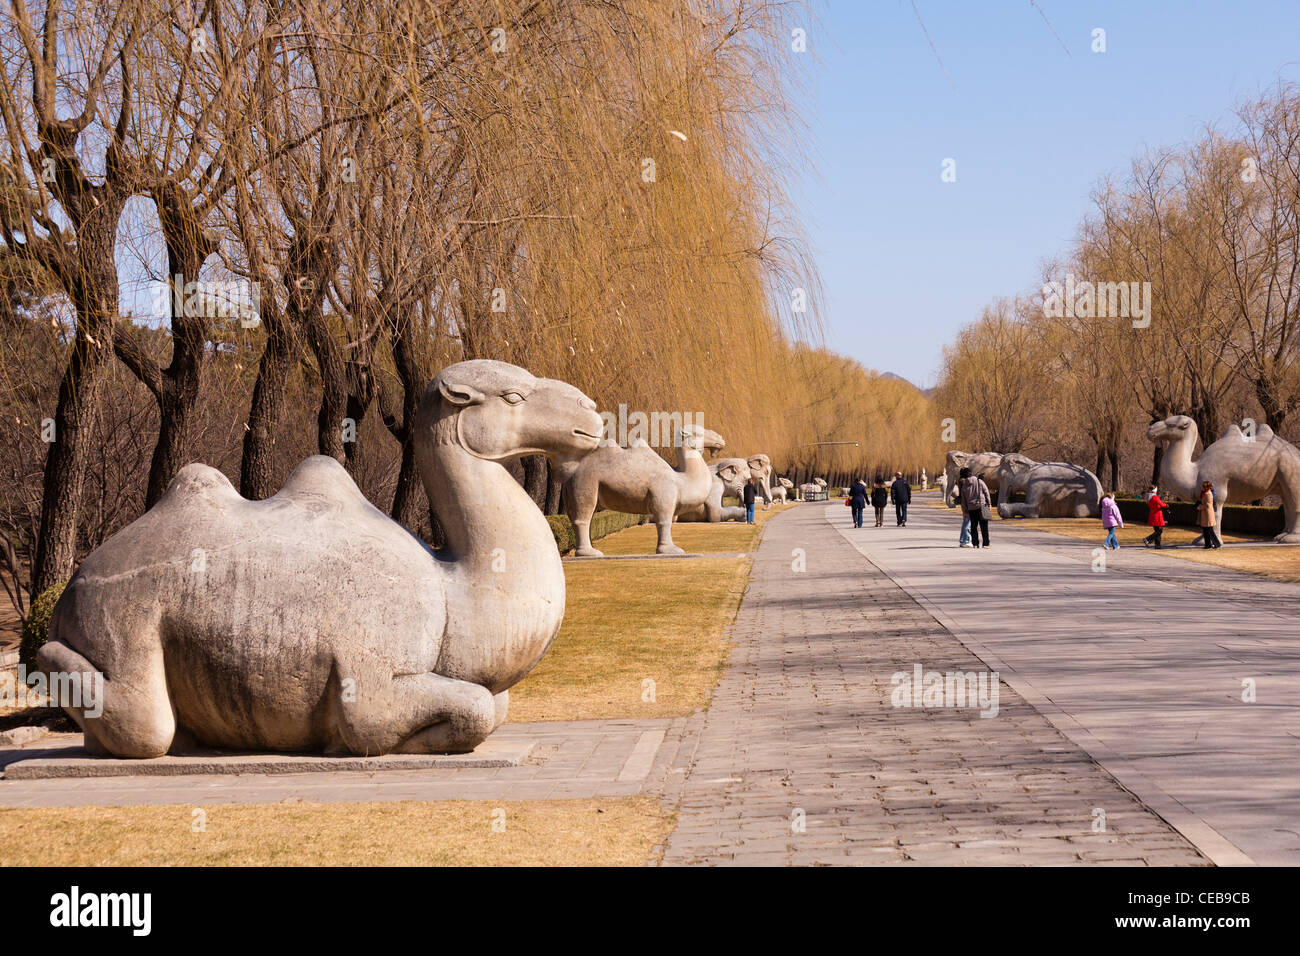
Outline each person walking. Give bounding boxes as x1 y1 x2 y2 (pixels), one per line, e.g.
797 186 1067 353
849 477 868 529
743 476 758 525
1198 480 1222 549
958 467 992 549
890 471 912 526
871 477 889 527
1100 491 1123 549
948 478 973 546
1143 485 1167 549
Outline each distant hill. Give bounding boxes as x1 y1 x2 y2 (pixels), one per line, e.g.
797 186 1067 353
880 371 936 398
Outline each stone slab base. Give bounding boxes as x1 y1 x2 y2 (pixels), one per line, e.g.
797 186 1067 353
3 737 533 779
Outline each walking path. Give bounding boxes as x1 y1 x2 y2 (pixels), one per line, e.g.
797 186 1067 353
830 499 1300 866
660 504 1205 865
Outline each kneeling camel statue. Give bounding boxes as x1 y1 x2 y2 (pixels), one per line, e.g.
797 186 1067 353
38 360 604 758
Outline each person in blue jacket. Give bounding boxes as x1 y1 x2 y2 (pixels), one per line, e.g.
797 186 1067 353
890 472 912 526
848 477 868 528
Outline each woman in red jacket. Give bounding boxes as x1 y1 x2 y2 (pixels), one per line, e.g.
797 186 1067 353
1143 485 1167 549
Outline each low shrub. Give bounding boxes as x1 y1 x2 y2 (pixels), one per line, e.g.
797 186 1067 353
589 510 647 541
546 515 576 556
19 581 67 671
1116 496 1283 535
546 511 646 555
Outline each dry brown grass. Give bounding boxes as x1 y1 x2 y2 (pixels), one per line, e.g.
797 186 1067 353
1000 516 1258 547
508 555 750 722
0 797 672 866
1147 544 1300 584
998 516 1300 583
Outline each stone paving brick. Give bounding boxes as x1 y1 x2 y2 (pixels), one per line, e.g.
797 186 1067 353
660 504 1207 867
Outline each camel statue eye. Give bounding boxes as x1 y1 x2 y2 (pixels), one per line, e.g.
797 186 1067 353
502 392 524 405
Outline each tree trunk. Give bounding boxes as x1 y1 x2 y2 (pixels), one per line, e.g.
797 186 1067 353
522 454 547 511
142 204 215 508
545 461 563 515
1256 379 1288 431
31 204 124 595
304 306 348 462
390 431 422 529
342 358 374 478
32 333 112 595
240 317 299 500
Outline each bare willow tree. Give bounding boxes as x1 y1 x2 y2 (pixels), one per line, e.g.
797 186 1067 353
0 0 146 595
1221 88 1300 429
933 297 1049 454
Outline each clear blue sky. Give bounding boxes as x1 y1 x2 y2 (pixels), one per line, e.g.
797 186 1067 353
795 0 1300 388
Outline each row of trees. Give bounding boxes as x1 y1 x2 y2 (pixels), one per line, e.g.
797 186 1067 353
934 81 1300 493
0 1 942 620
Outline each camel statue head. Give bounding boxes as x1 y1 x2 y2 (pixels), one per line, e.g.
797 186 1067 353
1146 414 1197 446
419 359 603 464
680 423 726 455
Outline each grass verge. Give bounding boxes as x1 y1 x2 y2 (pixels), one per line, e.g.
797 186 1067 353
592 501 795 555
509 555 751 721
999 517 1258 547
996 516 1300 584
0 797 672 866
1146 544 1300 584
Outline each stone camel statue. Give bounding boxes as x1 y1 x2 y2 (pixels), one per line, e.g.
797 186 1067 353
1147 414 1300 543
677 457 753 522
36 360 605 758
995 453 1102 519
557 422 726 556
944 451 1003 507
770 477 794 504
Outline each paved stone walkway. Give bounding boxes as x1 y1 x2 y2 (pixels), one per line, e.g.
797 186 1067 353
831 499 1300 866
660 503 1206 865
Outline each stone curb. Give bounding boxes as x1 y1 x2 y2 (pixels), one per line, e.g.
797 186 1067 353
3 739 533 780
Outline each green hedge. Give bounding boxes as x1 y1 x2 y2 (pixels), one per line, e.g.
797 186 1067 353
546 511 647 555
546 515 576 555
1116 496 1283 535
19 581 66 671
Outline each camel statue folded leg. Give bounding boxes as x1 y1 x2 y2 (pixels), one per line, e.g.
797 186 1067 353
1147 415 1300 543
36 360 604 758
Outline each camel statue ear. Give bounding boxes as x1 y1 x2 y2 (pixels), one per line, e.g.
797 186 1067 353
439 380 485 407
